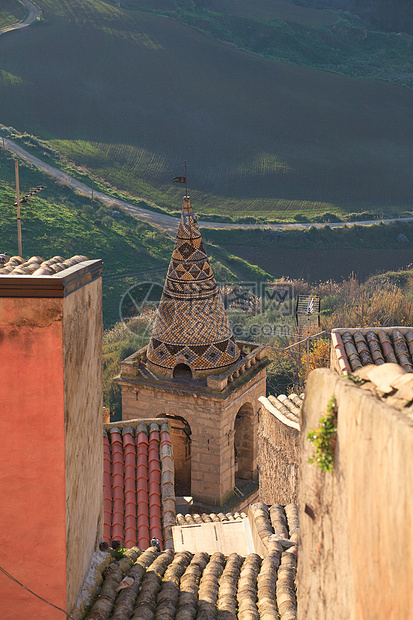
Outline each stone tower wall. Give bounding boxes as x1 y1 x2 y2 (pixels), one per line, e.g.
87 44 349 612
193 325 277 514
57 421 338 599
121 367 266 505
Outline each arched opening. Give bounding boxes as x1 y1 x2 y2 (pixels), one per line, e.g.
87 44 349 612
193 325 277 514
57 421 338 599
173 363 193 380
159 414 191 496
234 403 255 480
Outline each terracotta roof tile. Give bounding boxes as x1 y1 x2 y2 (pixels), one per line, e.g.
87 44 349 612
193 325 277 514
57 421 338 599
332 327 413 375
250 502 299 551
75 542 297 619
248 503 298 618
175 511 248 525
103 419 176 550
0 254 88 275
259 393 303 431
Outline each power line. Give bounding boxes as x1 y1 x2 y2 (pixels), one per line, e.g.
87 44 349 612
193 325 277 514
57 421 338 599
0 565 75 619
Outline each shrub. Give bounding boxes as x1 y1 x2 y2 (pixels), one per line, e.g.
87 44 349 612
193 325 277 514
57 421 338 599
307 395 337 472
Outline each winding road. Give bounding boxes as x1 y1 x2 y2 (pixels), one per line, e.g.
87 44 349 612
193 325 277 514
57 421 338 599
0 0 39 36
1 4 412 234
3 136 413 234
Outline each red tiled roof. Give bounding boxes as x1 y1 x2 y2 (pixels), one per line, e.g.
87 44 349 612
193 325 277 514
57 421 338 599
331 327 413 375
103 420 175 550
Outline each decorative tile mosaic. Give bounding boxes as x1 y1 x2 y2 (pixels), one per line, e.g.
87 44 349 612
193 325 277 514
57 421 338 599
147 198 240 373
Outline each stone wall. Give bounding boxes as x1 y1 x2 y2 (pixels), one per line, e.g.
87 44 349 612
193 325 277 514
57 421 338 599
64 277 103 614
258 404 299 505
298 368 413 620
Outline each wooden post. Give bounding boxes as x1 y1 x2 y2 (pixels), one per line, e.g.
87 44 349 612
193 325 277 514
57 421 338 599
15 159 22 257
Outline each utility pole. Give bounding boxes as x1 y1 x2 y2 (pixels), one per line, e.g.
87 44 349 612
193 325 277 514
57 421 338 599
91 178 94 207
15 159 22 257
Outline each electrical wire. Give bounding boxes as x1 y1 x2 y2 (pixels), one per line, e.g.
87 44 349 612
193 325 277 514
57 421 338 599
0 565 75 619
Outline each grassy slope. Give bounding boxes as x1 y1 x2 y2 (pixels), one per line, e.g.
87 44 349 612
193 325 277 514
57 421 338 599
170 1 413 88
203 223 413 282
203 223 413 251
0 147 271 326
0 0 412 221
0 0 27 30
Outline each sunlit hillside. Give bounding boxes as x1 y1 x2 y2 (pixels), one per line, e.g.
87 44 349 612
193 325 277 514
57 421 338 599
0 0 412 220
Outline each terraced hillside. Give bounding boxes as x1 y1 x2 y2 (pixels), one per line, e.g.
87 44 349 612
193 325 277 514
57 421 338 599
0 0 412 220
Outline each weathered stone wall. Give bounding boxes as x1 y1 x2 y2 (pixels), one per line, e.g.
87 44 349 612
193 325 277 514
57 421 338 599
258 405 299 505
298 368 413 620
64 277 103 614
121 368 266 504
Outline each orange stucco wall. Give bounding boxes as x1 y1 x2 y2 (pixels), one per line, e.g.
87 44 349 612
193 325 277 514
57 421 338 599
0 297 67 619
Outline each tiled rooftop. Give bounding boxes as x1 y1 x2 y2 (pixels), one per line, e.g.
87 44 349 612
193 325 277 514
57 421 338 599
259 393 303 430
331 327 413 375
176 511 247 525
353 363 413 414
74 543 297 620
249 502 298 619
249 502 299 550
0 254 88 275
103 420 175 551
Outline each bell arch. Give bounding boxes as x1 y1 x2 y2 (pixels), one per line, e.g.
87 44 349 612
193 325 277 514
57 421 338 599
173 363 193 380
234 402 255 480
158 413 191 496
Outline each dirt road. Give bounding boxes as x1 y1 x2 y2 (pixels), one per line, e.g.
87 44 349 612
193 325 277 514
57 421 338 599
2 137 180 233
1 2 412 234
0 0 40 36
3 137 413 234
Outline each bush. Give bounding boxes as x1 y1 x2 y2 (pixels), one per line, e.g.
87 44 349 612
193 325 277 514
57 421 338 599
313 212 342 223
294 213 310 222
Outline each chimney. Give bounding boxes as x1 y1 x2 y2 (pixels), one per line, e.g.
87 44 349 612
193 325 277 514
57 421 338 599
0 258 103 618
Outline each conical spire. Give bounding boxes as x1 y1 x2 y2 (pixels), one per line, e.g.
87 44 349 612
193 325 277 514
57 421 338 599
147 197 240 377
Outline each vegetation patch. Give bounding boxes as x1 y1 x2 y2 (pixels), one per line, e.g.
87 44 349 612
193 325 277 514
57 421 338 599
307 395 337 472
0 0 27 30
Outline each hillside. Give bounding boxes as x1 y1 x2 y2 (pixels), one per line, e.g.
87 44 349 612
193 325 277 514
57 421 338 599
0 0 412 221
167 0 413 87
203 224 413 282
0 147 271 327
0 0 27 30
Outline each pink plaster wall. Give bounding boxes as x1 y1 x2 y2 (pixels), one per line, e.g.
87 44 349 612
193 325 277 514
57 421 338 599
0 297 67 619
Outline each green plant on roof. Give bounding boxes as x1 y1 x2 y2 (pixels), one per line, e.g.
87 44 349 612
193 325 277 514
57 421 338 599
307 395 337 472
112 546 127 560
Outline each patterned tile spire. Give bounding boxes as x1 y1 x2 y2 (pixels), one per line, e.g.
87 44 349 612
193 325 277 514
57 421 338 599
147 197 240 376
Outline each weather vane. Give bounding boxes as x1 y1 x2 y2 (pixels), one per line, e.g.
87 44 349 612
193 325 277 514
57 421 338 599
173 160 190 197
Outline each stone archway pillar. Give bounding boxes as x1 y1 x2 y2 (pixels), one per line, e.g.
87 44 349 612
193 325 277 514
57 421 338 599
234 404 258 480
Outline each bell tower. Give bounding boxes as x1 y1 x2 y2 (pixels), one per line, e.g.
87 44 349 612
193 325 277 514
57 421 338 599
116 196 269 505
147 196 240 379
